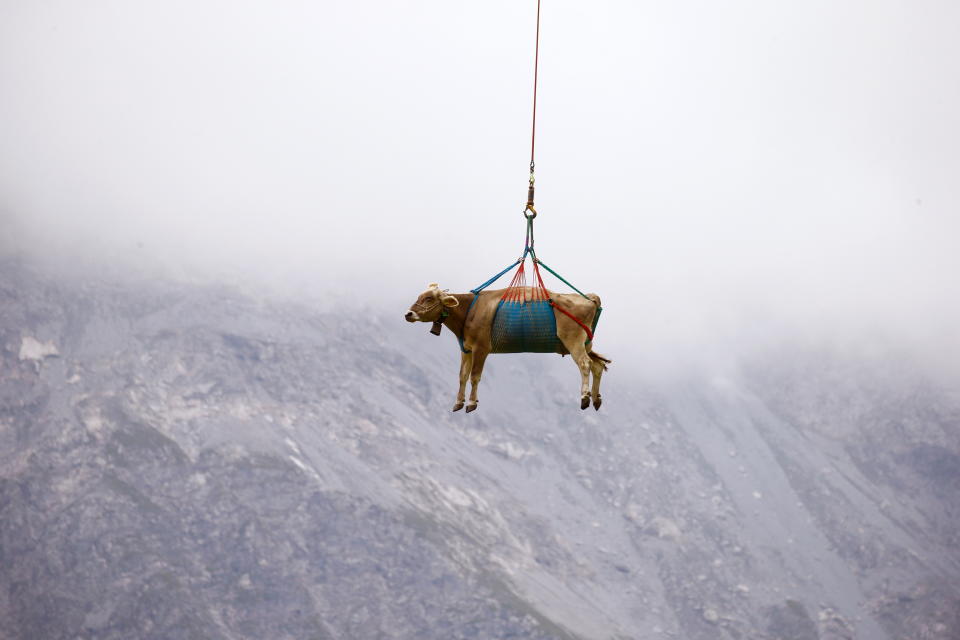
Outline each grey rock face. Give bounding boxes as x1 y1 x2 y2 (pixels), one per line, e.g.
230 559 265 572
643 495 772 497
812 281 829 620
1 261 958 639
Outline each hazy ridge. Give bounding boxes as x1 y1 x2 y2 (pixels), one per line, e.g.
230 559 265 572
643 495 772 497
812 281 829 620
1 260 958 639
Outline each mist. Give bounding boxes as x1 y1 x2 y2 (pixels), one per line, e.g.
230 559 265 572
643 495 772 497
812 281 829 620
2 0 958 375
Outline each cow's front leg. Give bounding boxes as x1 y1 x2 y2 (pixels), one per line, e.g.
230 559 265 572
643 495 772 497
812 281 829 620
465 349 489 413
453 351 473 411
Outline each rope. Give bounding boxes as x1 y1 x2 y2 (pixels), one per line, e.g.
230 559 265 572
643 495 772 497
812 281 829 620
525 0 541 216
530 0 540 171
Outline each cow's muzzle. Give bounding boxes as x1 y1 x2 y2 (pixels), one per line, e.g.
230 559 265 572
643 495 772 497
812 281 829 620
405 311 419 322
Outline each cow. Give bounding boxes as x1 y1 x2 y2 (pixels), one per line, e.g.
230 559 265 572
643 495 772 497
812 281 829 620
405 283 611 412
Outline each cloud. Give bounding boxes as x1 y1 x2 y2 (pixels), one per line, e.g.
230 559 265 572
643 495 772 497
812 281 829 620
1 0 958 372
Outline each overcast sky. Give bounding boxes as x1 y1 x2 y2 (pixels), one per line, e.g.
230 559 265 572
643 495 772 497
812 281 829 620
1 0 958 370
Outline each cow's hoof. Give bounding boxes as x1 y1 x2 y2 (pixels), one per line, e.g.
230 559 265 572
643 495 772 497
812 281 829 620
593 396 602 410
465 403 478 413
452 402 464 412
580 396 590 410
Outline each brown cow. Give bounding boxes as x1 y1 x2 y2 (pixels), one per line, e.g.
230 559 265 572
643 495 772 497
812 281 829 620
405 283 610 412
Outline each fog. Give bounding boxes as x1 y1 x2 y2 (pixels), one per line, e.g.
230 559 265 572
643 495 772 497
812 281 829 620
2 0 958 373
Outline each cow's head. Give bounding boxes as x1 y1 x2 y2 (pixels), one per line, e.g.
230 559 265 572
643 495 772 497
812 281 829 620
405 283 459 323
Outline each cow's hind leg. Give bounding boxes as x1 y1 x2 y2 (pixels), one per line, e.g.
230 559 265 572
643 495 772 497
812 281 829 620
590 355 604 410
558 337 592 410
453 351 473 411
465 349 489 413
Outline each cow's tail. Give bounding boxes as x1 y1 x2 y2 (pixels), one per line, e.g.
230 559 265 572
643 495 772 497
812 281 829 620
588 350 611 371
584 294 609 370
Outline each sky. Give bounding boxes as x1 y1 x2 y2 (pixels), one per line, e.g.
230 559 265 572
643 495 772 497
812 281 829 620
1 0 958 372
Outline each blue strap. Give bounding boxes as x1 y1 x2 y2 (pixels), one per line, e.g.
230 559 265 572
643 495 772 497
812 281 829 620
470 255 523 294
457 293 479 353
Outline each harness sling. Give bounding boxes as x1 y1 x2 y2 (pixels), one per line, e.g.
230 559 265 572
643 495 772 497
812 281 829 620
455 0 602 354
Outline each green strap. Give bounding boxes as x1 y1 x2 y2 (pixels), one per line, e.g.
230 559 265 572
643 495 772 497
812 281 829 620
590 306 603 334
536 259 592 301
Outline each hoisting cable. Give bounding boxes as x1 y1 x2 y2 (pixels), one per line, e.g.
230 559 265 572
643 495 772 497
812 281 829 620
525 0 541 218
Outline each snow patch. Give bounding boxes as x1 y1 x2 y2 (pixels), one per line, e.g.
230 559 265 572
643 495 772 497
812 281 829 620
440 485 474 509
287 455 321 482
489 440 532 461
19 336 59 361
284 437 302 456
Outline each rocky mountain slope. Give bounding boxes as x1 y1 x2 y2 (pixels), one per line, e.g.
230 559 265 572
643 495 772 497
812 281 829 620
1 260 958 639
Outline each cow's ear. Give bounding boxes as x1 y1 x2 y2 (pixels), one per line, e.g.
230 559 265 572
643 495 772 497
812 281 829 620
441 295 459 307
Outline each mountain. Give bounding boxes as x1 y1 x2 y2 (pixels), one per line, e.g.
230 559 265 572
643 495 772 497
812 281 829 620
1 260 958 639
